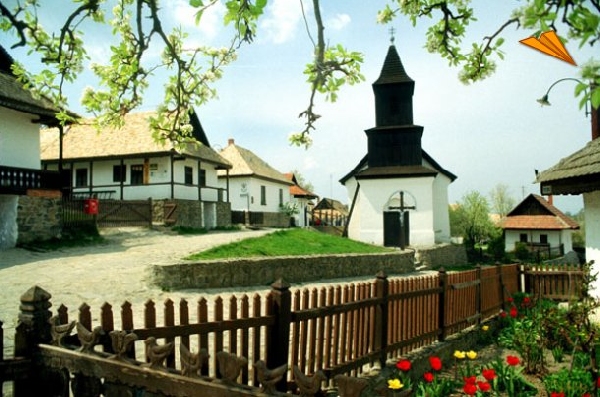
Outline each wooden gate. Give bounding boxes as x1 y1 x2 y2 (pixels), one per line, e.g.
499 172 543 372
97 199 152 228
164 201 177 225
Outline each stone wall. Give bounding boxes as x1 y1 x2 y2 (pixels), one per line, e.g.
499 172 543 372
261 212 291 228
173 200 203 228
151 243 468 290
16 194 62 245
216 201 231 227
0 195 18 249
152 199 164 224
151 251 415 290
417 243 468 269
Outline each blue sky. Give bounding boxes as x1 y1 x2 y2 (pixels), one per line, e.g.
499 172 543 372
2 1 597 214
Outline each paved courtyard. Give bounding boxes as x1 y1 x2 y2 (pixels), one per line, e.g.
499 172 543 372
0 227 277 358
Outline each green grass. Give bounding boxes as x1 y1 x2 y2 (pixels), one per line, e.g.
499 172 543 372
184 228 394 260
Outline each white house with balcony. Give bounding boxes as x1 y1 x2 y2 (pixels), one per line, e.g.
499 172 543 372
0 45 65 249
40 110 232 228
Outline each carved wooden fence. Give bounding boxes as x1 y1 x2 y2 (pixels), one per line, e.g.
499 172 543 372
0 263 585 396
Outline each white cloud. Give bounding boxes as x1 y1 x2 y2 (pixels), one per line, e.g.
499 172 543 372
169 0 225 40
326 14 351 31
260 0 307 44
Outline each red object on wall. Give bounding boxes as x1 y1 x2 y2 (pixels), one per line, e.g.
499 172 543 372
84 198 99 215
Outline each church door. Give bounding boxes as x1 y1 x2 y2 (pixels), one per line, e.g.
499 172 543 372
383 211 409 248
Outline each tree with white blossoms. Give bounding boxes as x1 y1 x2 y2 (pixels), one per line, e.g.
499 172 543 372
1 0 598 148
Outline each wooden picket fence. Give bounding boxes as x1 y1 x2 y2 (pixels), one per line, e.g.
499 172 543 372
0 263 586 396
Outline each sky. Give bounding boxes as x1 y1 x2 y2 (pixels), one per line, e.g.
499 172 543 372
1 0 597 214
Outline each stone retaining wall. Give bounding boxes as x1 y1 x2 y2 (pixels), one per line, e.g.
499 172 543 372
151 243 467 290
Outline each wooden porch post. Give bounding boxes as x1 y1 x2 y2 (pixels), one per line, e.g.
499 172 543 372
267 279 291 393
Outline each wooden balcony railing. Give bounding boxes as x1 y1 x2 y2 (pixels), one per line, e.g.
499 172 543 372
0 165 63 195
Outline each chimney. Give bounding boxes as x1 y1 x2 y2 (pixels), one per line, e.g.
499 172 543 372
228 138 235 146
547 195 553 205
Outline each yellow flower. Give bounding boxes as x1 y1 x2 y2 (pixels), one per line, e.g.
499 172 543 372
466 350 478 360
387 378 403 390
453 350 466 359
481 325 489 332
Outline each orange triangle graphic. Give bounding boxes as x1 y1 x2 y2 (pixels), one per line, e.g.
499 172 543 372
519 30 577 66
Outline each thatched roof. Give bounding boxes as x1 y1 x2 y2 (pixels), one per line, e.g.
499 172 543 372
40 111 231 168
0 45 64 124
536 138 600 195
217 139 292 185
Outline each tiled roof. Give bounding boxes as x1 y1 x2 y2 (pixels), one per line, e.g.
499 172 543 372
218 140 292 185
501 194 579 230
40 111 231 168
283 173 318 198
501 215 577 230
536 138 600 183
373 45 413 85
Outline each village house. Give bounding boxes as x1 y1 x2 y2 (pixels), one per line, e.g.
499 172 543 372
500 194 579 257
218 139 293 227
340 42 456 248
284 172 318 227
40 110 232 229
312 198 348 228
0 45 65 249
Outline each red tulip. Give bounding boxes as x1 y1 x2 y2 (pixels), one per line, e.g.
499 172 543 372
482 368 496 381
477 381 491 392
506 355 520 366
423 372 434 383
396 359 411 372
429 356 442 371
463 382 478 395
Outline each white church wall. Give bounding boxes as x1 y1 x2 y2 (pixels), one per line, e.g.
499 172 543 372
348 176 436 246
432 174 452 243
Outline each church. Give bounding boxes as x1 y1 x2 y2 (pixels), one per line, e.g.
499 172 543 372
340 42 456 248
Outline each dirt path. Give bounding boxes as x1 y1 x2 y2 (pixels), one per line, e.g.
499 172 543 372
0 227 277 357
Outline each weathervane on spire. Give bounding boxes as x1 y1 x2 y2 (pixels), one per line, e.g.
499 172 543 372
389 27 396 44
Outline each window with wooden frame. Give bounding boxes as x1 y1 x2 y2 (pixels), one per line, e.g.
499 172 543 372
260 185 266 205
130 164 144 185
184 166 193 185
198 168 206 187
113 165 126 182
75 168 88 187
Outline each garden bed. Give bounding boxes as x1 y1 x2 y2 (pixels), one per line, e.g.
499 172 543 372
327 292 600 397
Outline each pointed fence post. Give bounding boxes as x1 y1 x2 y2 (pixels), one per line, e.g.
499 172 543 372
267 279 291 393
476 265 482 326
438 268 447 341
13 286 57 397
374 271 389 367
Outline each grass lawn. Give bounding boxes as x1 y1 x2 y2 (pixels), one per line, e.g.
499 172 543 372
184 228 394 260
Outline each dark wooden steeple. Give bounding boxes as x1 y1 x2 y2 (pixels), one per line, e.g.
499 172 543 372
366 45 424 168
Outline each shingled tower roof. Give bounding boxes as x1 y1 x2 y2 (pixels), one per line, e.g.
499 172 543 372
373 45 414 85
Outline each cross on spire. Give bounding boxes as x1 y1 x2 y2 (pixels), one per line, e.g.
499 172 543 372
389 27 396 44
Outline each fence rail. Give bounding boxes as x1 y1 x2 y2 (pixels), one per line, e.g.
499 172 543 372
0 263 586 396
